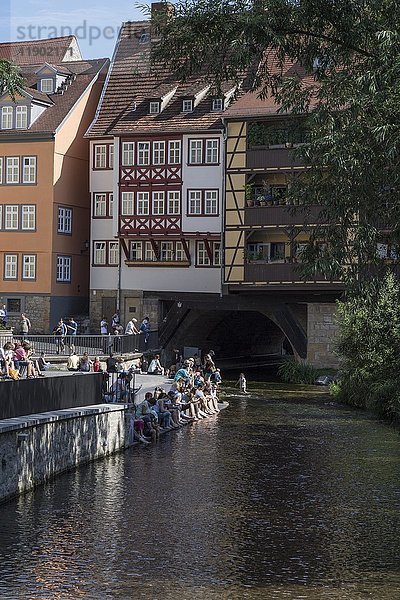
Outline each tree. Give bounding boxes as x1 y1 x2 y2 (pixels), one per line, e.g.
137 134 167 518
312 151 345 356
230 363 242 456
0 59 24 98
150 0 400 292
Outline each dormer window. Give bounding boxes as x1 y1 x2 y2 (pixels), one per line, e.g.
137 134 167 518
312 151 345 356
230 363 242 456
149 101 160 114
212 98 224 112
16 106 28 129
40 79 54 93
1 106 13 129
182 99 193 113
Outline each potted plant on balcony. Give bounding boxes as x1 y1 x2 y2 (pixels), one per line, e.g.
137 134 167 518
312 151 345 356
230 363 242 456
244 183 254 207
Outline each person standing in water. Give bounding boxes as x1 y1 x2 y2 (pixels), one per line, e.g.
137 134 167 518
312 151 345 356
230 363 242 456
237 372 248 394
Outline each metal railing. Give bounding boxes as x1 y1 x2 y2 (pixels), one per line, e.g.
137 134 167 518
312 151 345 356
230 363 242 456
9 332 159 356
102 370 142 404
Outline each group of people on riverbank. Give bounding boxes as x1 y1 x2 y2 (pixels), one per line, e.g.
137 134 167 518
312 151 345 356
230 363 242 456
0 341 49 380
106 350 224 444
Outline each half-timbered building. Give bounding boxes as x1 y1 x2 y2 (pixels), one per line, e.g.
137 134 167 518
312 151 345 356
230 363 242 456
87 16 236 330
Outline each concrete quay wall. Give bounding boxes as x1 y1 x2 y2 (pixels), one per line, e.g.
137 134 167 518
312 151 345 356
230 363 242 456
0 404 132 504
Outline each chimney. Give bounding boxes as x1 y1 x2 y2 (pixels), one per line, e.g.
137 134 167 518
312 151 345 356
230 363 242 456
151 2 175 41
151 2 175 19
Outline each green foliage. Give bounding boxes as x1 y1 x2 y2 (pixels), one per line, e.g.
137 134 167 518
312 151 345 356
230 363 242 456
278 358 318 385
0 60 24 98
335 273 400 423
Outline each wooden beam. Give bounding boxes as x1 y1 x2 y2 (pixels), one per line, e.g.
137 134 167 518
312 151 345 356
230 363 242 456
120 238 130 260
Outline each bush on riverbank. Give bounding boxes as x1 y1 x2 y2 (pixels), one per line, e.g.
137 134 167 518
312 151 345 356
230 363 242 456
278 358 319 385
333 273 400 424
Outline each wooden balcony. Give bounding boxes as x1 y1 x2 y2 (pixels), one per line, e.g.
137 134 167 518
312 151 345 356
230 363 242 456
244 262 341 289
247 147 304 170
244 204 324 227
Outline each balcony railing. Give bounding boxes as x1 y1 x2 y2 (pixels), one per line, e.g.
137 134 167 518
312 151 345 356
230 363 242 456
244 262 340 286
244 204 324 227
247 146 304 170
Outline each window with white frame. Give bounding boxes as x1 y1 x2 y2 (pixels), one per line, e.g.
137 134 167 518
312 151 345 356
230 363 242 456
121 192 134 215
168 140 181 164
94 145 107 169
137 142 150 166
175 241 185 261
189 140 203 164
16 106 28 129
0 205 2 228
152 191 165 215
93 242 106 265
57 256 71 281
6 157 19 183
197 241 210 266
130 241 143 261
1 107 13 129
145 241 156 261
153 141 165 165
122 142 134 166
58 207 72 233
5 205 18 229
22 156 36 183
109 241 119 265
0 157 3 184
137 192 149 215
205 190 218 215
214 242 222 266
182 99 193 112
160 241 174 261
21 205 36 230
4 254 17 279
22 255 36 279
41 78 54 93
188 190 202 215
109 193 114 217
109 145 114 168
212 98 224 111
167 191 180 214
149 101 160 114
205 139 219 163
94 193 107 217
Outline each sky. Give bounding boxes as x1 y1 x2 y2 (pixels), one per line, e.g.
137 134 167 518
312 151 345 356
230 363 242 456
0 0 151 59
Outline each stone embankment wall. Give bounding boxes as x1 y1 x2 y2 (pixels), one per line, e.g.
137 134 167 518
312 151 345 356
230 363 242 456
0 405 133 504
307 303 340 369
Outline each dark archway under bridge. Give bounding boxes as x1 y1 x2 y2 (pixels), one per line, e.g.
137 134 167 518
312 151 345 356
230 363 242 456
156 292 325 364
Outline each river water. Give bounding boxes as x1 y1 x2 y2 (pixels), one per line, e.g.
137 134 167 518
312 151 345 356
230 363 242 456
0 390 399 599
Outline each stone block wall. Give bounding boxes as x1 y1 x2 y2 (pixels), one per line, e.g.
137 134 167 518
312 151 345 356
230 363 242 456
6 295 51 334
307 303 340 369
89 289 118 331
0 405 132 504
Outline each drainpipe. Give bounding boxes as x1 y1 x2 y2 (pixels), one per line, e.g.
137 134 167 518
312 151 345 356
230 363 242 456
117 238 122 315
221 117 227 299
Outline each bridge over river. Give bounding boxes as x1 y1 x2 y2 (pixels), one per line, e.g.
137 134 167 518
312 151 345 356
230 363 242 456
0 383 399 599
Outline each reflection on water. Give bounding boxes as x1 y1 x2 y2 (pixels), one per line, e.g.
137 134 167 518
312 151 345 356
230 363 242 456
0 393 399 599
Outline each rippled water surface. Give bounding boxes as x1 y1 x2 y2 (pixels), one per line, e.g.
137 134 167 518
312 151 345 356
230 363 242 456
1 391 400 599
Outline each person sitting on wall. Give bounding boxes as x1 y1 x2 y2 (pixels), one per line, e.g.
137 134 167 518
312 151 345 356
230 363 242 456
147 354 164 375
106 352 118 373
93 356 102 372
67 352 80 371
13 341 35 378
37 352 51 372
79 352 92 372
0 345 10 378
